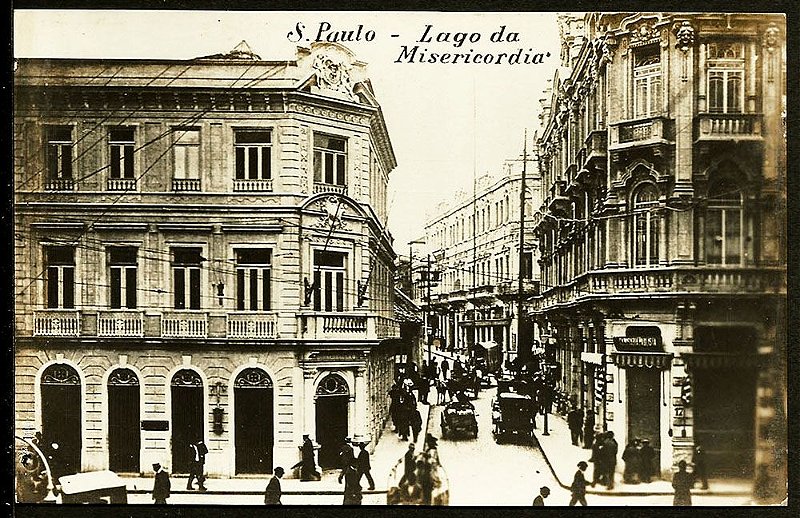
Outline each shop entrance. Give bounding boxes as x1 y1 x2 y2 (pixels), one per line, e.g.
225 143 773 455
40 364 82 479
234 368 274 474
315 373 350 469
107 368 140 473
171 369 204 474
626 367 661 472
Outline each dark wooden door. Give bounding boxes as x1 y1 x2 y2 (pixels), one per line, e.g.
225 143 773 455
171 370 204 474
234 368 273 474
626 367 661 472
108 369 140 473
315 395 349 469
40 364 82 480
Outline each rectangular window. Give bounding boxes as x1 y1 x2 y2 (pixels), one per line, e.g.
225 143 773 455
706 209 742 265
313 250 346 312
109 246 137 309
109 128 135 179
46 126 73 182
235 248 271 311
633 50 662 118
313 134 347 186
172 247 203 310
234 130 272 180
521 252 533 280
173 128 200 180
707 43 745 114
44 246 75 309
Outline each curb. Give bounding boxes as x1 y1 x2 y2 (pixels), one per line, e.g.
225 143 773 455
532 430 752 498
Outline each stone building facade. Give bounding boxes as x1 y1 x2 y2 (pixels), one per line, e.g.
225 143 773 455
420 163 541 367
14 42 401 478
531 13 786 496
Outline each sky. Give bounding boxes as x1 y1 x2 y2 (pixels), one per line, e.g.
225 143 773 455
14 10 562 250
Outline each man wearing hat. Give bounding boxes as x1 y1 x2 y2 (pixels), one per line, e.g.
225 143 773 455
293 435 320 481
639 439 656 483
569 461 588 506
152 463 171 505
356 441 375 491
264 467 284 505
532 486 550 506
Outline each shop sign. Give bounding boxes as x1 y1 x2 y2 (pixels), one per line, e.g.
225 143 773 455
613 336 662 351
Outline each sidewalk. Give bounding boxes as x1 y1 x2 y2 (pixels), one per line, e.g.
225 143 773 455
122 402 430 496
534 412 752 497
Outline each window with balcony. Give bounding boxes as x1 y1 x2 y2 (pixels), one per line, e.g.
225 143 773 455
172 128 200 191
45 245 75 308
172 247 203 310
313 134 346 190
633 49 662 118
313 250 346 312
235 248 271 311
707 43 745 114
632 184 660 267
109 246 137 309
705 179 743 265
234 130 272 191
108 127 135 190
46 126 74 190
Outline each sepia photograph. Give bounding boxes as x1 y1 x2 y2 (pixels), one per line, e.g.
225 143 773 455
12 7 788 509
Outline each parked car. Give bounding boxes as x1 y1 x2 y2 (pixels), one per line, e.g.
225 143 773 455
440 400 478 439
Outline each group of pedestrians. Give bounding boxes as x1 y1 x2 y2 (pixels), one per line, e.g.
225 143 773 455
388 380 423 442
588 430 619 489
621 438 657 484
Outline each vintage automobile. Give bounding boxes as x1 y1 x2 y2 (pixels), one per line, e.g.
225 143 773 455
440 400 478 439
492 391 535 444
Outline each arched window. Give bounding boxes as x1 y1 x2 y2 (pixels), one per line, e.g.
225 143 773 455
706 178 743 265
632 184 660 267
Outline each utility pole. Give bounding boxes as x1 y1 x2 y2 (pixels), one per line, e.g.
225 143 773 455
517 130 528 370
426 253 433 366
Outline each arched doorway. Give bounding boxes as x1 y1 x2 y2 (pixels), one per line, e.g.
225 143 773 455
315 373 350 469
107 368 140 473
171 369 204 474
40 364 82 479
234 368 274 474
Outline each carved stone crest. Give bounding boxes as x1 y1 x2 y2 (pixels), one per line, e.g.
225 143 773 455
313 53 354 99
764 23 780 53
674 21 696 53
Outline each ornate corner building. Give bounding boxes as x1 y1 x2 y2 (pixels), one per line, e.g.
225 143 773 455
14 42 402 477
531 13 786 496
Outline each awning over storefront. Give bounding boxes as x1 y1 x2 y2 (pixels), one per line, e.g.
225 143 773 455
477 341 498 350
611 352 673 369
682 353 767 370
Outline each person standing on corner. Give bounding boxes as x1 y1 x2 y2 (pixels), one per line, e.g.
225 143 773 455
532 486 550 506
672 460 693 506
693 445 708 490
602 431 619 489
583 410 595 450
341 460 363 505
186 439 207 491
567 406 584 446
264 466 284 505
589 431 606 487
356 442 375 491
569 461 588 506
639 439 656 483
152 463 171 505
410 406 423 443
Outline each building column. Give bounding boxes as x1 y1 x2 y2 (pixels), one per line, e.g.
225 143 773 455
354 367 367 438
303 370 316 437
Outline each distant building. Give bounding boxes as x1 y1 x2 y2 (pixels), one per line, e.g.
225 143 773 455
419 161 541 368
531 13 786 496
14 41 401 477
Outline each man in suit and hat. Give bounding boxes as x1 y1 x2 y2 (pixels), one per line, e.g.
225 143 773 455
152 463 171 505
292 434 320 481
187 439 208 491
264 466 284 505
569 461 588 506
355 440 375 491
532 486 550 506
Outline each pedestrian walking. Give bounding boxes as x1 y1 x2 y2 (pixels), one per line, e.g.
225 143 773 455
672 460 693 506
532 486 550 506
338 438 355 475
264 466 284 505
692 445 708 489
589 431 606 487
356 442 375 491
418 372 430 405
583 411 595 449
388 383 403 432
341 461 363 505
410 407 423 443
292 434 321 481
567 406 584 446
569 461 588 506
430 359 439 381
441 359 450 380
186 439 208 491
622 439 641 484
151 463 171 505
602 431 618 489
402 443 416 484
639 439 655 483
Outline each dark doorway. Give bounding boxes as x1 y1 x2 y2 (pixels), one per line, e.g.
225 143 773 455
171 369 204 474
627 367 661 472
234 368 274 474
108 368 140 473
41 364 82 480
315 374 349 469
